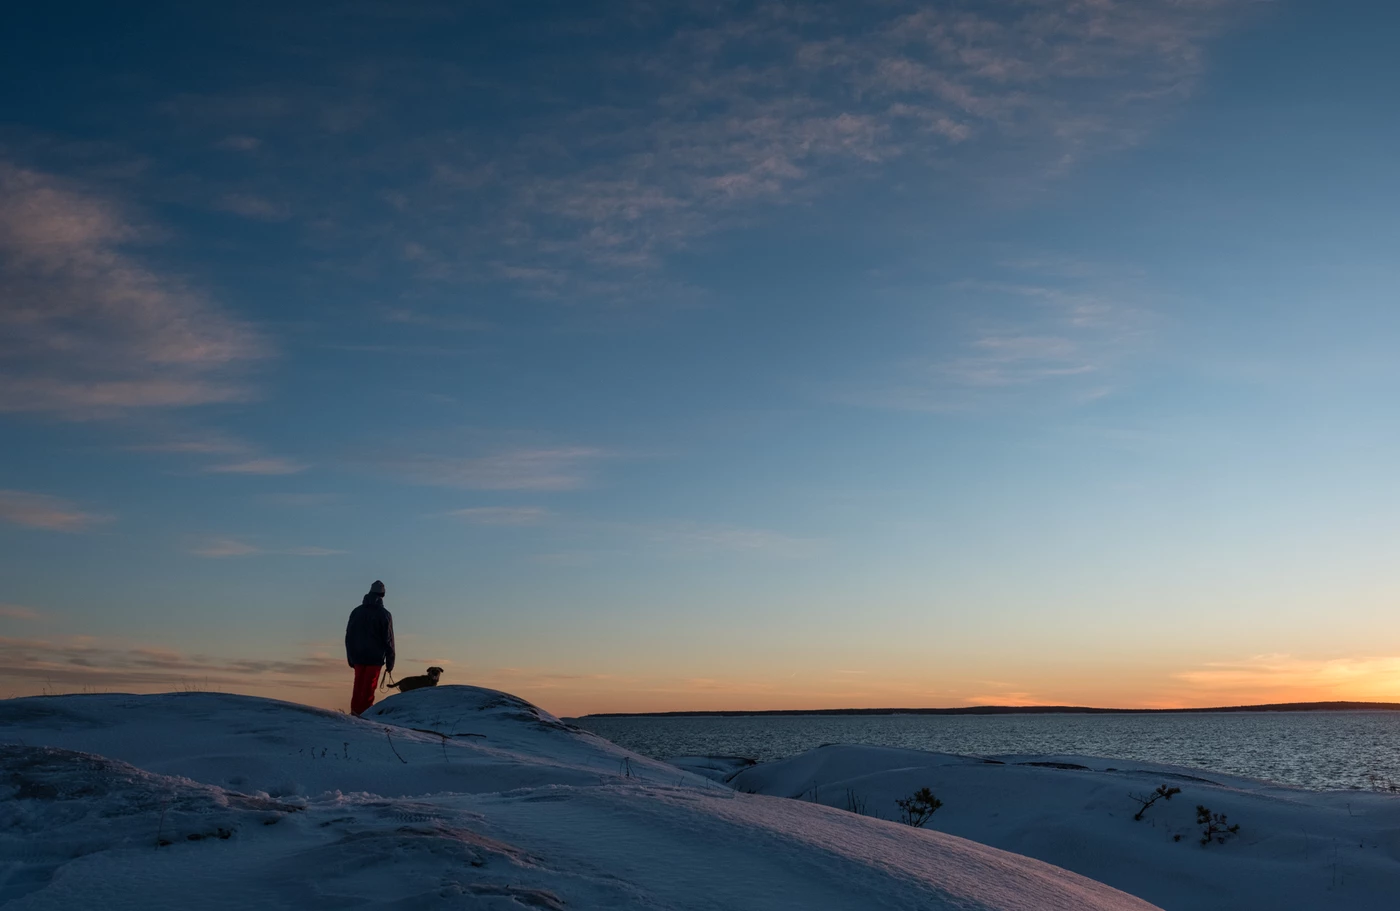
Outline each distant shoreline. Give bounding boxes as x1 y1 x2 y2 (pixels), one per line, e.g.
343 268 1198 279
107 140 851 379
579 700 1400 719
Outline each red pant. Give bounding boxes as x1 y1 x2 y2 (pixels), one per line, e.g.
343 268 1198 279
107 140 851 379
350 664 381 716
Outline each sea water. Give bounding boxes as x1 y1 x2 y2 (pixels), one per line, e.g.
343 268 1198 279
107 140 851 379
576 711 1400 791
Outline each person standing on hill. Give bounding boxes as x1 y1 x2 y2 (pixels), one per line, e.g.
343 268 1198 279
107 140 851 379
345 580 396 716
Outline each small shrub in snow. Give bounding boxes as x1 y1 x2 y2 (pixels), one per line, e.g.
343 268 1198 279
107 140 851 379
843 788 870 817
895 787 943 828
1196 804 1240 845
1129 784 1181 821
1365 772 1400 793
384 729 408 764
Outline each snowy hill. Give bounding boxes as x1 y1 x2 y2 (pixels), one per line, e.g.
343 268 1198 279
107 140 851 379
729 744 1400 911
0 686 715 799
0 686 1160 910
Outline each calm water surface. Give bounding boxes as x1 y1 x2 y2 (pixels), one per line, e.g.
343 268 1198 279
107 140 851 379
576 712 1400 791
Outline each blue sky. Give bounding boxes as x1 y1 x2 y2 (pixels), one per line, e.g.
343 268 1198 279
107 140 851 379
2 1 1399 714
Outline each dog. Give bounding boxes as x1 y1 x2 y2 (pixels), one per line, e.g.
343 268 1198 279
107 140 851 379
386 666 444 693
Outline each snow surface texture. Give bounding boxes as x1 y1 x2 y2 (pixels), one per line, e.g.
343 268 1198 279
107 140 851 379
728 744 1400 911
666 754 757 783
0 686 1158 910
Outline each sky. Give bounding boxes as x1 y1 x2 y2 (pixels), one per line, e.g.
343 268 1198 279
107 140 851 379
2 0 1398 717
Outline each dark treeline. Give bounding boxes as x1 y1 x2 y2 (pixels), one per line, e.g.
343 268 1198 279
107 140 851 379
582 701 1400 719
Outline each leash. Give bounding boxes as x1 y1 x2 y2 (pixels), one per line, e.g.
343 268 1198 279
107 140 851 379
380 668 396 692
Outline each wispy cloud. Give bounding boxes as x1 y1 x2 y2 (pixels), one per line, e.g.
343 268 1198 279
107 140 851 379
478 1 1253 278
382 307 490 332
216 192 291 221
192 537 343 558
0 162 264 418
445 504 813 558
128 431 307 477
0 604 41 621
839 260 1153 412
215 135 262 152
146 2 1258 301
204 457 309 476
128 436 249 455
192 537 261 557
448 506 553 526
0 635 345 691
0 490 109 532
392 447 610 491
483 666 634 693
1171 654 1400 704
937 335 1095 389
632 521 815 558
282 546 345 557
255 492 341 507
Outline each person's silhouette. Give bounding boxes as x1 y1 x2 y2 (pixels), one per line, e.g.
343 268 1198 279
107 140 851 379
344 580 395 716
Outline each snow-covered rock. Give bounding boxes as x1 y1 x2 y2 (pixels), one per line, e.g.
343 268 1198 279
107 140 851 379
730 744 1400 911
0 686 717 798
665 753 757 782
0 688 1160 910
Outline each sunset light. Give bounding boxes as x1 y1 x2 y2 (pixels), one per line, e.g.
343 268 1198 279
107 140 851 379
4 4 1399 909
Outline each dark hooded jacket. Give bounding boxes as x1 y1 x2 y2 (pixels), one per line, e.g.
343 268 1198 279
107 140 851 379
345 594 395 672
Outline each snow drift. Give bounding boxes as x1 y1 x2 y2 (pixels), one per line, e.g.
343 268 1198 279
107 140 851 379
0 686 1160 910
728 743 1400 911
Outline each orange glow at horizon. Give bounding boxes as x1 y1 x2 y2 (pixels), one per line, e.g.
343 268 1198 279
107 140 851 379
6 645 1400 719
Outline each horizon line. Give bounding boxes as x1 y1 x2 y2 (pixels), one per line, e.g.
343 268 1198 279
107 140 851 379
576 700 1400 719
